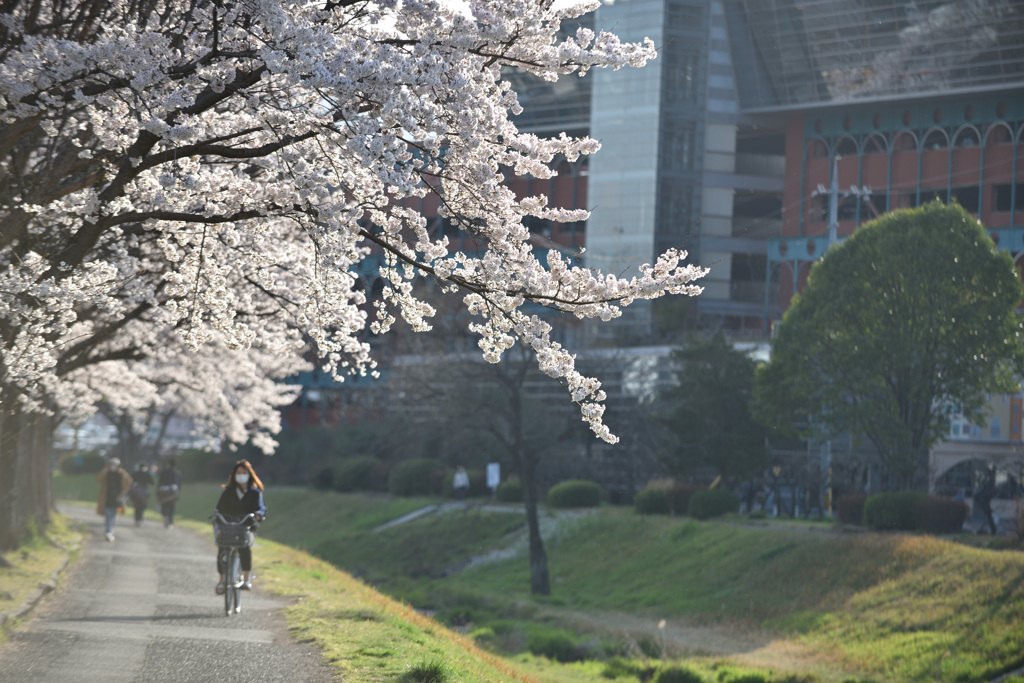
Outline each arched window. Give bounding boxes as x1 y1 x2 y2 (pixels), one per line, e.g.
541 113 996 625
893 131 917 152
985 123 1012 146
836 137 858 156
953 126 980 148
863 134 887 155
808 139 829 158
922 129 948 150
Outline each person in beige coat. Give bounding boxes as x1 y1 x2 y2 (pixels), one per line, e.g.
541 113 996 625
96 457 133 541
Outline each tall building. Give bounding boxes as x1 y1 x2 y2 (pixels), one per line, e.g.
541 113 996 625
720 0 1024 320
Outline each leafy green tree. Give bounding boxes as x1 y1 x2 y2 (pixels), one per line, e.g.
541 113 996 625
755 202 1024 489
658 330 769 479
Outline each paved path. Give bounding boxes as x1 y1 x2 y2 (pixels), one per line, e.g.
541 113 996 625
0 504 336 683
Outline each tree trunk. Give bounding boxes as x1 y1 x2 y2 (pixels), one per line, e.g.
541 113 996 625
0 395 56 550
30 412 54 529
0 390 20 551
521 450 550 596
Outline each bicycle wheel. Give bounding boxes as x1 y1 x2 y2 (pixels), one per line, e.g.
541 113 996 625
230 551 242 614
223 548 237 616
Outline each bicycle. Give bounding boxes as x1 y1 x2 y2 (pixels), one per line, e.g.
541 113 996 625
212 511 257 616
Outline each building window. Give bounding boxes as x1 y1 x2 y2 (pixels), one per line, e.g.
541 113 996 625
953 423 961 436
897 193 919 209
954 128 980 148
994 185 1024 212
809 139 828 158
663 45 702 105
986 125 1012 146
663 120 696 171
951 186 980 213
894 132 917 152
667 2 704 29
863 135 886 155
991 417 1001 439
922 130 948 150
836 137 857 156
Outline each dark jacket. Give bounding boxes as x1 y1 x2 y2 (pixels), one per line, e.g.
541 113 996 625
132 469 154 487
215 485 267 523
157 467 182 488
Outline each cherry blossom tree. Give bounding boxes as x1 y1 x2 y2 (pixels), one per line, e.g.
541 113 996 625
0 0 706 549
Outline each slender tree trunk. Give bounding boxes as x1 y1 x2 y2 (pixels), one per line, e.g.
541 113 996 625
30 412 53 529
0 389 20 551
521 450 550 596
506 361 549 596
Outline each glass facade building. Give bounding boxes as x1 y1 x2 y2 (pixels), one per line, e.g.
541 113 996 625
725 0 1024 110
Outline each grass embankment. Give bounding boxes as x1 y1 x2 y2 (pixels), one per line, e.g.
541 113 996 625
54 475 1024 683
54 477 533 682
0 513 81 643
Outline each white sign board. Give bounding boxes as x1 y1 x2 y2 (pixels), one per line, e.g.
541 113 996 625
486 463 501 490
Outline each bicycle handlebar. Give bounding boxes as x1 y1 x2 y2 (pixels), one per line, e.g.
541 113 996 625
211 511 258 525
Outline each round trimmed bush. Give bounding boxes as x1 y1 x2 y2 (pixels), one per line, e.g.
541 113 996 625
654 666 705 683
863 491 927 531
835 494 868 526
526 630 582 662
334 456 381 492
547 479 605 509
913 496 969 533
496 478 523 502
634 487 671 515
688 489 740 520
387 458 445 496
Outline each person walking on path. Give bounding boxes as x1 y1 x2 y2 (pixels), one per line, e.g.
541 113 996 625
130 461 154 526
214 460 267 594
0 503 336 682
156 456 183 528
96 457 132 541
452 466 470 504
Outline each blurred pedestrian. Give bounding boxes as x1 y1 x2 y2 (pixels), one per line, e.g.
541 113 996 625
96 457 132 541
129 461 154 526
453 466 470 503
157 456 183 528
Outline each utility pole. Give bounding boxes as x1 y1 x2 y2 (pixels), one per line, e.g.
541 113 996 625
813 155 875 249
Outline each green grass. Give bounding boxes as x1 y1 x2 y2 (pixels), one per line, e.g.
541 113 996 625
164 516 535 683
0 512 81 643
55 474 1024 682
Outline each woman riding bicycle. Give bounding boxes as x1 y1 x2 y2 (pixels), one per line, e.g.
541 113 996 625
214 460 267 595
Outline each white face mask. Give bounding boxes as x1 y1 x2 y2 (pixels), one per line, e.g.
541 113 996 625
235 473 250 485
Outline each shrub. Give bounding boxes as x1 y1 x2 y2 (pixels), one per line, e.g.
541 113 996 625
688 489 740 520
835 494 868 525
526 630 582 662
654 666 705 683
602 657 646 680
58 450 107 475
398 659 450 683
388 458 445 496
913 496 969 533
496 478 523 503
634 487 671 515
667 484 701 515
333 456 381 492
547 479 605 509
309 462 334 490
863 491 927 531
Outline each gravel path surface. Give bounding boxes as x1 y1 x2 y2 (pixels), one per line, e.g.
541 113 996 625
0 504 336 683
